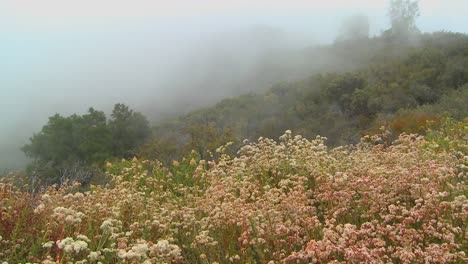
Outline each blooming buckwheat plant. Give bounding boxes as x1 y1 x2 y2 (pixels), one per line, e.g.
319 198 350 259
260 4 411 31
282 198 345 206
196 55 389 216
0 126 466 263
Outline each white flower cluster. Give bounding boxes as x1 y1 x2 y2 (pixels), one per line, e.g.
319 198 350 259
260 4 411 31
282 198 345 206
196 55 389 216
117 239 182 262
100 219 122 234
33 203 45 214
118 240 149 260
42 241 54 249
57 236 88 254
150 239 182 260
53 206 85 225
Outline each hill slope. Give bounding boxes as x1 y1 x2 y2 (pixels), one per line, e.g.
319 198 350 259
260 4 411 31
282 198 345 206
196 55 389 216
142 32 468 164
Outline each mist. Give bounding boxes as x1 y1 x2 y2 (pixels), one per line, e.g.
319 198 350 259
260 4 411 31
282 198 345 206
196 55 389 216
1 0 468 171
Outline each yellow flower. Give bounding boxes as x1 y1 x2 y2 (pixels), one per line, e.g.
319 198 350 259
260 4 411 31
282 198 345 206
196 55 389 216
190 158 197 166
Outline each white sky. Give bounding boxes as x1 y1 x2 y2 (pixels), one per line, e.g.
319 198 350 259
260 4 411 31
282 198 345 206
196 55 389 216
1 1 466 32
0 0 467 169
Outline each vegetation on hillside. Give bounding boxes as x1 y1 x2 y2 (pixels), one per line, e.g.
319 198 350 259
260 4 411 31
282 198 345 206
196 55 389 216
143 31 468 165
1 120 466 263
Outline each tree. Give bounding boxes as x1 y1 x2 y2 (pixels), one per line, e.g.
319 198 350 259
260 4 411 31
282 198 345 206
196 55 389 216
22 108 112 165
22 114 78 165
389 0 420 37
76 108 112 164
109 103 151 158
22 104 150 185
22 108 112 185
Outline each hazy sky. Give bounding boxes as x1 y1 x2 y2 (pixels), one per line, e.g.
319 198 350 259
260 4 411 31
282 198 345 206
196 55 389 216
1 0 468 169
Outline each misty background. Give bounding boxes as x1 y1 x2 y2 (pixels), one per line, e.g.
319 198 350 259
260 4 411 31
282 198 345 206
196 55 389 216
1 0 468 170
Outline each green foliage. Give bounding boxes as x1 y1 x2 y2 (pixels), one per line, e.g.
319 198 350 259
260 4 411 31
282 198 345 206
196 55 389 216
22 108 112 165
425 117 468 157
142 32 468 163
424 86 468 119
22 104 150 185
109 103 151 158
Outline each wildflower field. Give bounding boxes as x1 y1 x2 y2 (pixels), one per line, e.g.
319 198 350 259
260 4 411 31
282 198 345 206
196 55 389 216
1 122 467 263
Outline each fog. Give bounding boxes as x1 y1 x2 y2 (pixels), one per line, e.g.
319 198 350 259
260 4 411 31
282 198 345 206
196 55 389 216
1 0 468 171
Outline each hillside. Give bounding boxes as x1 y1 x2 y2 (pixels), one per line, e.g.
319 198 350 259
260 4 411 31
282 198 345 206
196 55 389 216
10 31 468 188
142 31 468 165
